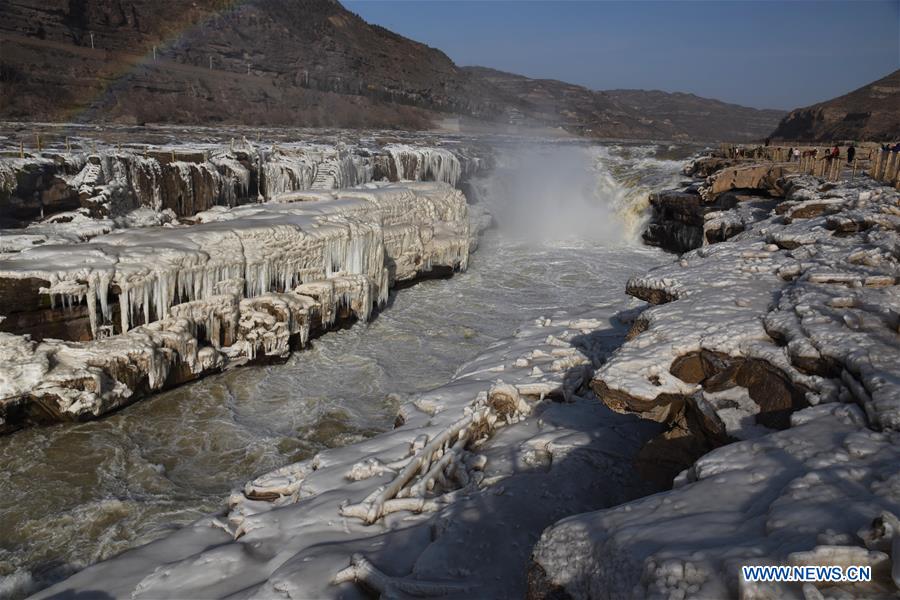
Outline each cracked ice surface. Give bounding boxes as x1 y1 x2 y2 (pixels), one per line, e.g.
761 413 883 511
0 182 471 423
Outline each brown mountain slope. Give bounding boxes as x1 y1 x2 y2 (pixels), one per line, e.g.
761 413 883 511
0 0 514 127
465 67 784 141
462 66 664 139
770 69 900 142
0 0 783 140
604 89 786 143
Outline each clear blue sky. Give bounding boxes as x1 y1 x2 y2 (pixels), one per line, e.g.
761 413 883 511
343 0 900 110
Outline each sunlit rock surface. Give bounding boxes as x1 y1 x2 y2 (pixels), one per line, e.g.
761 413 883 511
602 176 900 432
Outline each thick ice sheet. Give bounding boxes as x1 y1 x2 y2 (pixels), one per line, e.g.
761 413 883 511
0 183 470 422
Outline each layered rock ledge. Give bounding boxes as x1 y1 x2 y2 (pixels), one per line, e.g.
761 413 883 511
0 182 477 433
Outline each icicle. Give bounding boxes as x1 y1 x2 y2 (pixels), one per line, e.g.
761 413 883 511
120 287 130 333
86 279 99 338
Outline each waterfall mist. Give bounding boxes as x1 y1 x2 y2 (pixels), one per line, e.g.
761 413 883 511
477 144 648 246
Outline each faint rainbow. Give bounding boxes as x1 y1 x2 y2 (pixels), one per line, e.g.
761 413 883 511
60 0 252 127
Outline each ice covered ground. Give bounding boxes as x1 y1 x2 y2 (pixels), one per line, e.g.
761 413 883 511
9 143 897 600
30 304 666 599
533 173 900 598
0 142 689 597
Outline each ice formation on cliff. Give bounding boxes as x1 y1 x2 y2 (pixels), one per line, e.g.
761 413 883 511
0 182 471 425
386 144 462 187
0 140 487 243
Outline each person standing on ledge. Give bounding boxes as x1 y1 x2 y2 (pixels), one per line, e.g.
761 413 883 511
847 144 856 164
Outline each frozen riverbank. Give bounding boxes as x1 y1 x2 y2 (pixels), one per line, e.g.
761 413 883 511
1 142 686 596
0 182 475 433
30 303 666 599
533 162 900 598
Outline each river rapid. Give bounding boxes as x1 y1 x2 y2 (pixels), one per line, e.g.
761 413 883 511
0 141 696 597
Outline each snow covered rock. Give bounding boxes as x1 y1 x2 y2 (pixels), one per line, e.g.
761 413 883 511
530 404 900 599
597 176 900 438
0 182 472 432
533 173 900 600
30 306 663 599
0 141 489 231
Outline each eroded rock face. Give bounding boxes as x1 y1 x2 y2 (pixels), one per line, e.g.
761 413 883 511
704 163 789 200
641 190 707 253
632 393 731 489
642 185 776 254
0 156 86 225
643 157 806 254
669 350 810 429
0 182 477 433
610 175 899 439
682 156 739 178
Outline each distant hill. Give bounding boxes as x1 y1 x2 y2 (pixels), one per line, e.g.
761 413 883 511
770 69 900 142
465 67 784 141
0 0 783 140
604 89 787 143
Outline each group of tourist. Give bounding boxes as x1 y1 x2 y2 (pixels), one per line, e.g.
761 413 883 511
785 144 855 164
731 141 900 165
